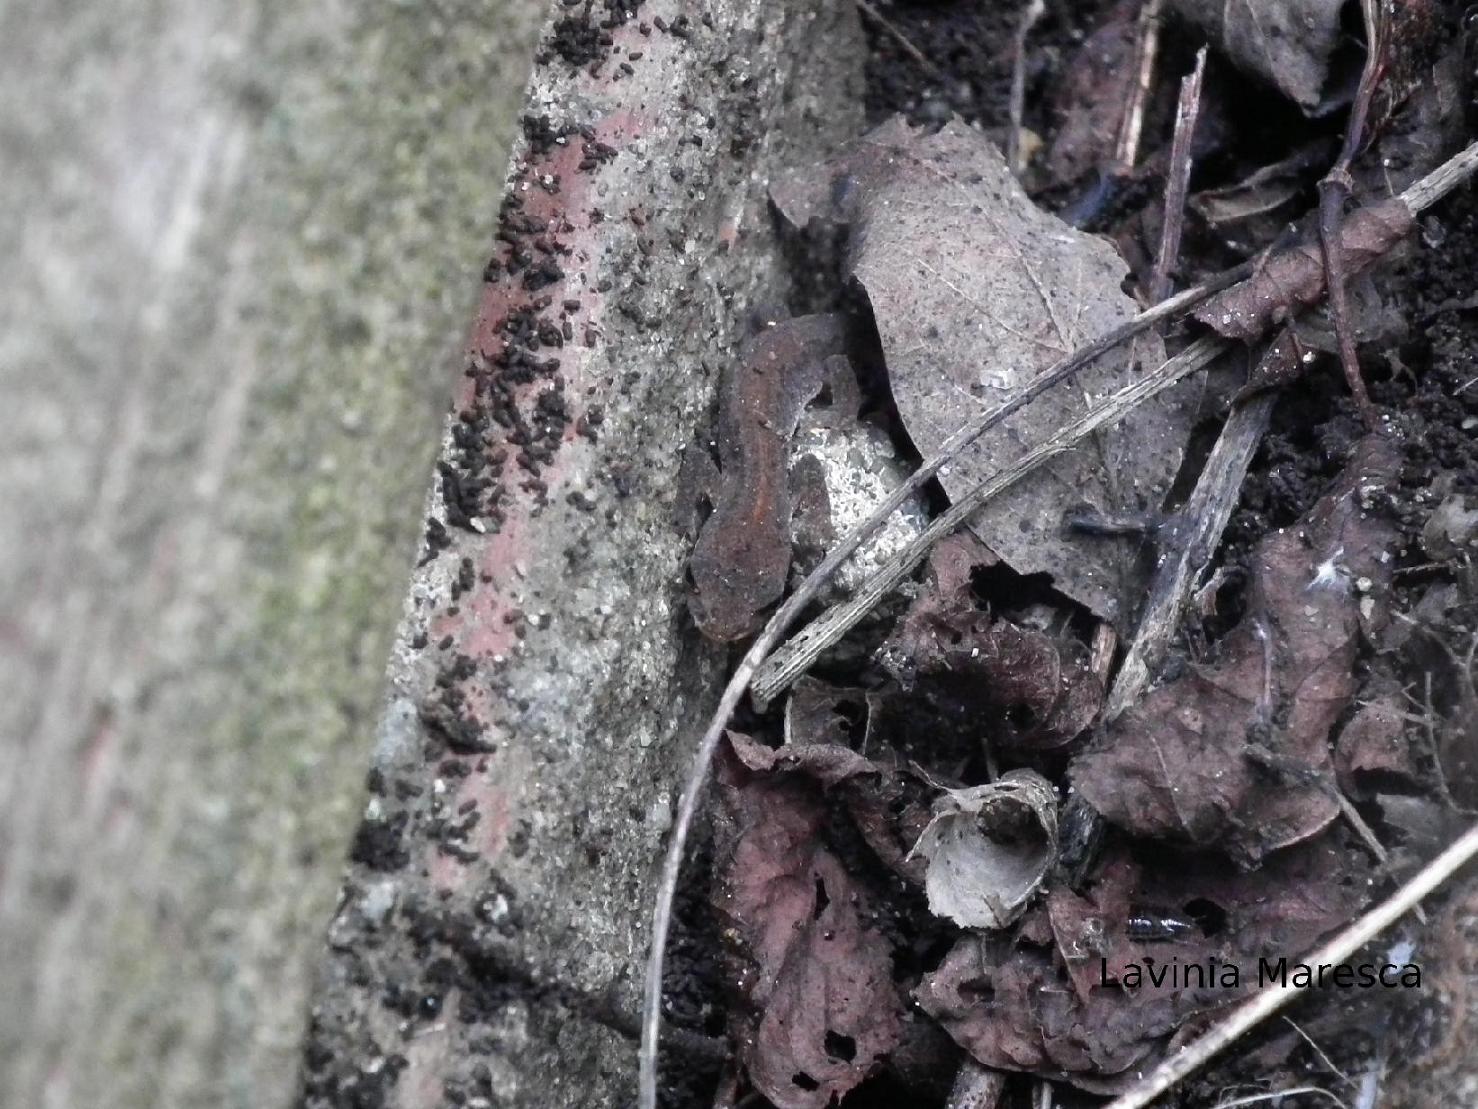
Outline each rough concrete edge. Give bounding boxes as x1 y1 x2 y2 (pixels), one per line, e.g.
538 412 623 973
299 2 865 1107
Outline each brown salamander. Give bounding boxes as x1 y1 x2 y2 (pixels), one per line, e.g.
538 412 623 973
688 313 849 641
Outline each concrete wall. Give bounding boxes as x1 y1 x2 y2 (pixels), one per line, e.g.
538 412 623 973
296 2 867 1105
0 2 543 1105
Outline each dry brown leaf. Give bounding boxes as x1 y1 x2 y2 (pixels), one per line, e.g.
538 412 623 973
1168 0 1345 113
773 117 1194 625
1070 436 1401 863
919 839 1368 1087
1189 140 1336 229
726 729 931 884
1335 692 1418 798
878 535 1103 753
714 737 906 1108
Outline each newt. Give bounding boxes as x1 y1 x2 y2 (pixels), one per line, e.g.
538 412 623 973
688 313 849 642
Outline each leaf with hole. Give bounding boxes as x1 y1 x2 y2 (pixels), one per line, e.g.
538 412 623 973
713 736 906 1109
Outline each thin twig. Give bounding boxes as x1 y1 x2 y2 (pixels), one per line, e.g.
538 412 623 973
1423 671 1462 810
1400 140 1478 212
947 1059 1008 1109
752 337 1226 705
1213 1088 1350 1109
1112 0 1163 174
1332 788 1401 882
1318 0 1388 425
852 0 953 89
1150 47 1207 303
1007 0 1047 177
1102 820 1478 1109
1283 1017 1358 1089
1090 622 1117 687
1239 737 1409 912
1105 387 1274 718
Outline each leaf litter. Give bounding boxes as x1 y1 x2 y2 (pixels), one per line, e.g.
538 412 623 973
877 533 1104 755
644 1 1478 1103
774 116 1194 625
713 736 910 1108
1167 0 1347 113
1071 435 1401 863
918 837 1369 1089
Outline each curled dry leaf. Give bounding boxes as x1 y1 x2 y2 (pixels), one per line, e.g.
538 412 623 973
1070 436 1401 863
1236 308 1403 402
1190 140 1337 229
1237 325 1307 399
727 728 932 883
922 936 1172 1088
919 839 1368 1087
1167 0 1345 113
908 770 1059 931
773 117 1194 625
1194 198 1415 343
1172 0 1441 118
1335 692 1418 799
879 534 1103 754
714 737 906 1109
783 675 867 749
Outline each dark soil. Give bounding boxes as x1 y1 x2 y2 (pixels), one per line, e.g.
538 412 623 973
862 0 1109 134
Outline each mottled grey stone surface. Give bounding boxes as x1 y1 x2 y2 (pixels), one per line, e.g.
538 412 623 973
0 2 542 1106
296 3 865 1107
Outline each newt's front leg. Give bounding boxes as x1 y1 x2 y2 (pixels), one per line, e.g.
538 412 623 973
689 313 848 642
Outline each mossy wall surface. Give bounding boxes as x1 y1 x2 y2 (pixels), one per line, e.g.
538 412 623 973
0 2 542 1105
